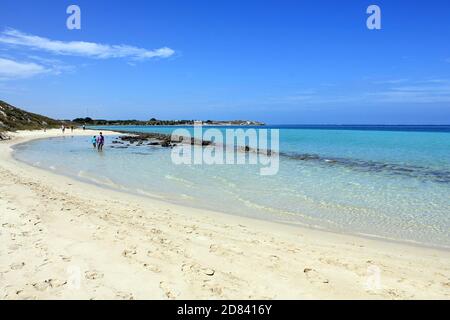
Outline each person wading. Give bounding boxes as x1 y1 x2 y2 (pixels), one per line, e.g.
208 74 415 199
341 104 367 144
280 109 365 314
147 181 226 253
97 132 105 151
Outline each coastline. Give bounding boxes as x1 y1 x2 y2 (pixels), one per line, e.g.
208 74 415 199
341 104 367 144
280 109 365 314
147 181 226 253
1 129 449 299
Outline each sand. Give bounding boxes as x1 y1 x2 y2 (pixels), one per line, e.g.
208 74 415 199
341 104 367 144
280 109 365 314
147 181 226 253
0 129 449 300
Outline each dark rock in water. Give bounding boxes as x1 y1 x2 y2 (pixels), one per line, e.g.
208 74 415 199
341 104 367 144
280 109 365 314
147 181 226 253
187 137 211 146
279 150 450 184
284 153 321 161
160 140 171 147
119 132 212 148
116 131 274 156
256 148 272 156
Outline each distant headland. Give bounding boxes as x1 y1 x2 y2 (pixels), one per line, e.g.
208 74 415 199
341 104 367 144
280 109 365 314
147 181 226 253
0 98 265 141
72 117 265 126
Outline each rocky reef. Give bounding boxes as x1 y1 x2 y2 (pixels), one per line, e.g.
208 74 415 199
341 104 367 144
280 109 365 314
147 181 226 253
111 131 273 156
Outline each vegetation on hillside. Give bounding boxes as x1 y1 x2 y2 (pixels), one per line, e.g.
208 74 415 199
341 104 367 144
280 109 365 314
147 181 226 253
0 100 61 134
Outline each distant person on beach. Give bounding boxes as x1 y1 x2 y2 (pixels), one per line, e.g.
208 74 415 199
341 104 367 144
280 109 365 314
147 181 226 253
71 126 74 133
83 125 86 131
92 136 97 149
61 125 65 133
97 132 105 151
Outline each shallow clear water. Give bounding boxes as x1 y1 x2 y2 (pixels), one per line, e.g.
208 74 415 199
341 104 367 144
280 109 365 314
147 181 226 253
13 125 450 248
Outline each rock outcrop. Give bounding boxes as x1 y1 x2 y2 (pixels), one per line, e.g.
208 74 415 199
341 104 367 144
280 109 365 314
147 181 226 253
0 131 10 140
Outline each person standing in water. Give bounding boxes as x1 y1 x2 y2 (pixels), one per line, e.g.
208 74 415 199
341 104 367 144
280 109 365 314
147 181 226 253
92 136 97 149
97 132 105 151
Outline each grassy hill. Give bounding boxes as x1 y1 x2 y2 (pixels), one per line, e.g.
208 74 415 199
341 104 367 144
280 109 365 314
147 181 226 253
0 100 61 139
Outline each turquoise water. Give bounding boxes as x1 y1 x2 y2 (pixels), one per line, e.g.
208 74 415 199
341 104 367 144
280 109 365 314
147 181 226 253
13 125 450 248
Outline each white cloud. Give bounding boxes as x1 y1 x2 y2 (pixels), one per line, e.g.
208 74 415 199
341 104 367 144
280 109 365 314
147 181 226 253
0 57 50 79
0 29 175 60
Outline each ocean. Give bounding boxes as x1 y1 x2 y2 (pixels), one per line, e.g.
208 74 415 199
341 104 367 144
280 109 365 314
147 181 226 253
13 125 450 248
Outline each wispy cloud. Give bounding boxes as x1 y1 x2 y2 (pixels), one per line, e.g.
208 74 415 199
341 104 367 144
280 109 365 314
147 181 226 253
283 89 317 102
0 57 50 79
372 78 409 85
0 82 27 94
276 90 367 106
0 29 175 60
277 79 450 106
368 81 450 103
27 55 75 75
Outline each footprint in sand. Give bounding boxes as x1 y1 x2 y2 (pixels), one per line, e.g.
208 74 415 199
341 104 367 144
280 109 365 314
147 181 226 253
115 229 129 240
385 288 412 299
92 232 104 241
159 281 180 299
122 248 137 257
270 255 280 263
150 228 162 235
31 279 67 291
10 262 25 270
209 243 244 257
287 247 301 254
143 263 162 273
181 262 216 277
183 225 198 235
8 244 21 251
115 291 134 300
303 268 330 285
85 270 104 280
60 255 71 262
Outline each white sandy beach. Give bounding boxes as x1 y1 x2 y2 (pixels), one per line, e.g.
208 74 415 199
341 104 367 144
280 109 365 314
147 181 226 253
0 129 449 300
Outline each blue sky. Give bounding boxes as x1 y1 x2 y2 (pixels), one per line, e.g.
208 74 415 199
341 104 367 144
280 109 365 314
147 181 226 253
0 0 449 124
